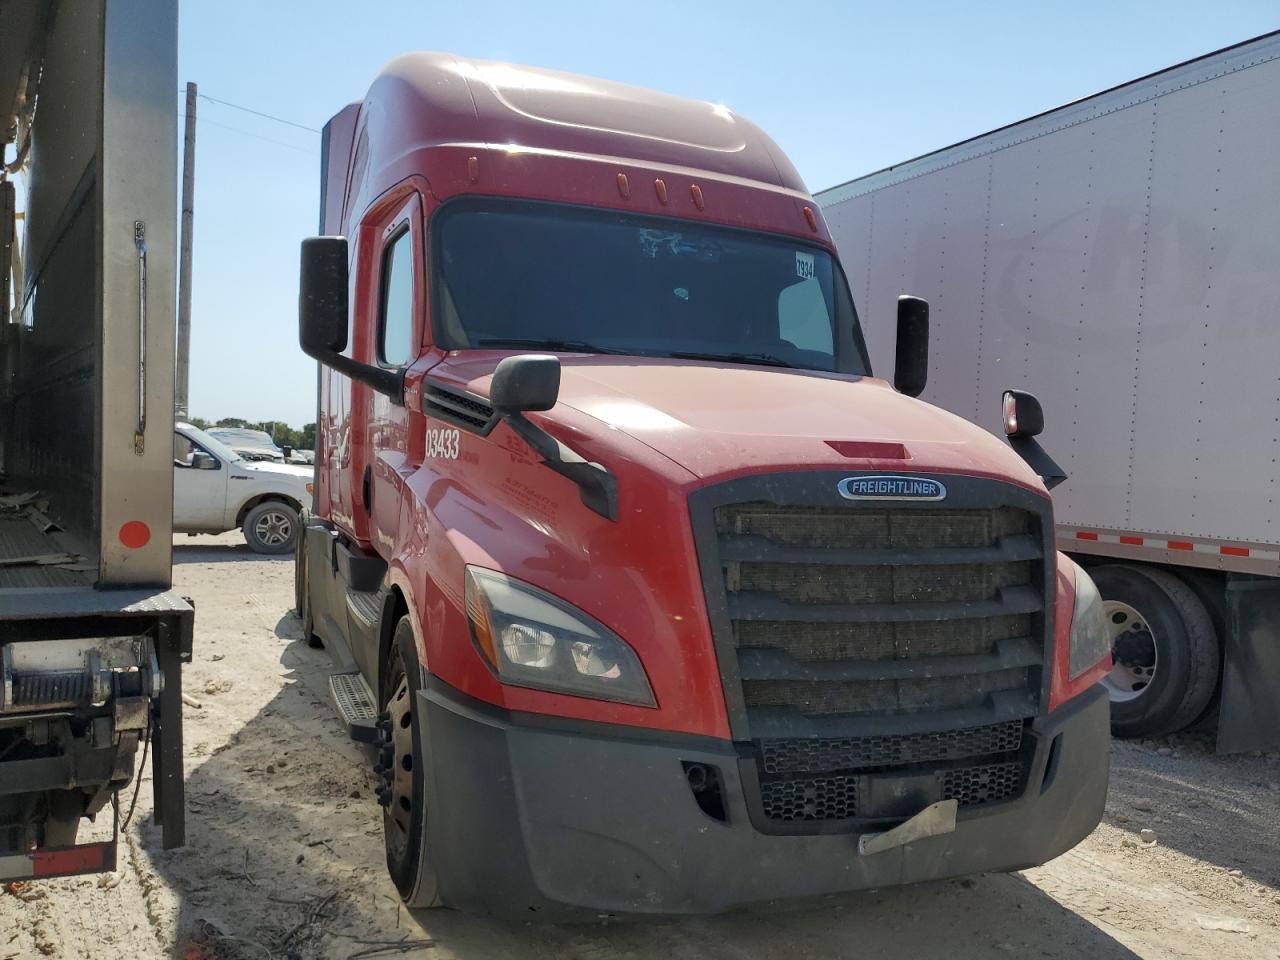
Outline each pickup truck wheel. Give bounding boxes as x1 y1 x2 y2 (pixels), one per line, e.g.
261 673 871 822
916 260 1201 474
242 501 299 555
1091 564 1220 739
379 616 441 909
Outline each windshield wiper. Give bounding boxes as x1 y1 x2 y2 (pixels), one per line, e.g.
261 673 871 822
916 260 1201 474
475 337 630 355
666 350 795 368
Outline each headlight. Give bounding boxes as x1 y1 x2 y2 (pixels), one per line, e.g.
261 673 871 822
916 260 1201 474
1069 566 1110 678
464 566 655 707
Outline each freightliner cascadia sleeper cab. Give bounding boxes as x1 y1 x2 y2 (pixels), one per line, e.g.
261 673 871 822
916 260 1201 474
294 53 1112 916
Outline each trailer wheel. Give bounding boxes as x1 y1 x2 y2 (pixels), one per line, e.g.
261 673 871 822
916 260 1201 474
41 790 84 848
242 501 299 554
1091 565 1220 738
379 616 442 909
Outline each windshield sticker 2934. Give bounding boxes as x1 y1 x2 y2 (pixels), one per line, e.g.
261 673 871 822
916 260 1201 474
426 428 460 460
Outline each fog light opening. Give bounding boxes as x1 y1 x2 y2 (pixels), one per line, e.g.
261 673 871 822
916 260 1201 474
682 761 727 823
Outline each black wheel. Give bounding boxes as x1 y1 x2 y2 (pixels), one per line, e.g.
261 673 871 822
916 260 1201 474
293 527 306 614
294 530 323 648
378 616 441 909
1091 564 1220 739
242 500 300 555
41 790 84 848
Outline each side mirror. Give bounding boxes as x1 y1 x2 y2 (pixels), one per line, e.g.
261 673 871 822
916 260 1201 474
299 236 403 401
1001 389 1066 489
490 354 561 413
192 452 217 470
894 295 929 398
299 237 349 355
1002 390 1044 438
282 445 293 459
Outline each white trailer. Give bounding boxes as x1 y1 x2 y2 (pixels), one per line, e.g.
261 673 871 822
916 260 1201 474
818 32 1280 752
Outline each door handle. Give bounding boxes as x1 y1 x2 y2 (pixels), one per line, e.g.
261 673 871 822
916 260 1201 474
133 221 147 456
362 464 373 513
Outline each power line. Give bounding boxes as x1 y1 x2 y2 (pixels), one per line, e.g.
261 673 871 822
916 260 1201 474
189 90 321 134
189 114 318 156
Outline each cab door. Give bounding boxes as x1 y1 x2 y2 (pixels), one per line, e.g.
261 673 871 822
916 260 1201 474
366 193 425 558
173 430 230 530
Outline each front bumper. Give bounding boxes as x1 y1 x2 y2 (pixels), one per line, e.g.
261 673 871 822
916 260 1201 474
419 678 1110 918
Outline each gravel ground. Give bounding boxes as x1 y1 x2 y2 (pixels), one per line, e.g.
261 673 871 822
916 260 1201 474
2 531 1278 959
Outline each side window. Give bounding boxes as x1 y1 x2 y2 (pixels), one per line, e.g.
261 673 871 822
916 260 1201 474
778 278 834 354
379 228 416 366
173 432 218 469
173 432 195 467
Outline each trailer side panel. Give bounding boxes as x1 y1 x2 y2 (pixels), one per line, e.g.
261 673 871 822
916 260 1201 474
820 35 1280 569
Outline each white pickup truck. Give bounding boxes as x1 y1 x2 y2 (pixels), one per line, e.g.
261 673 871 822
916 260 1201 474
174 422 313 553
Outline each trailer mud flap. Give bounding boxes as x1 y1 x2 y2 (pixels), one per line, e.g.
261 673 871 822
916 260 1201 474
0 841 117 883
1218 579 1280 754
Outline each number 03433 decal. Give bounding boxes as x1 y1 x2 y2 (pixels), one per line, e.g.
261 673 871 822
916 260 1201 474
426 427 461 459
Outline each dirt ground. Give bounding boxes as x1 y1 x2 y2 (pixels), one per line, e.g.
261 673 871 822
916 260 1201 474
2 531 1279 960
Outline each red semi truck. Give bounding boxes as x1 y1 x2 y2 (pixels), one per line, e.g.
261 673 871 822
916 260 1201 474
295 53 1113 916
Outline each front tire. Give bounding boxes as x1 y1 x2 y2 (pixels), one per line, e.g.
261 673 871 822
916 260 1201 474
242 501 299 555
1091 564 1220 739
294 531 322 648
379 616 441 909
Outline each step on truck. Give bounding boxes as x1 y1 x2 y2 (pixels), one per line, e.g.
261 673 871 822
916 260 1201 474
0 0 191 880
817 31 1280 754
295 53 1113 917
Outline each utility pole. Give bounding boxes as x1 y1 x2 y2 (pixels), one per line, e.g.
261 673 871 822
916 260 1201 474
175 81 196 418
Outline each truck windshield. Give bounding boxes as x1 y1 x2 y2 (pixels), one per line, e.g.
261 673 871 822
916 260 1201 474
433 200 869 375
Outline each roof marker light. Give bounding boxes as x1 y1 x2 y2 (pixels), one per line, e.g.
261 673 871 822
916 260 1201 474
467 156 480 183
803 206 818 232
654 178 668 204
690 184 705 210
616 173 630 199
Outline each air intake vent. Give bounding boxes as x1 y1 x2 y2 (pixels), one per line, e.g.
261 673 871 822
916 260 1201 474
423 382 497 434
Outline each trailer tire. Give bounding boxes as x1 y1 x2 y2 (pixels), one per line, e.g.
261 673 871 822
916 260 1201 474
380 616 442 909
1092 564 1220 739
242 500 299 555
41 790 83 848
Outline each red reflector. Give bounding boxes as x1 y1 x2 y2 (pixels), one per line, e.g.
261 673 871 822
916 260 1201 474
1075 531 1098 541
119 520 151 549
825 440 909 460
1120 536 1143 545
1221 546 1250 557
32 844 108 878
1168 541 1193 551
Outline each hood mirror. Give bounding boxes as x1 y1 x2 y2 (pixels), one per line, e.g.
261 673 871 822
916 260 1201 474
1002 389 1066 489
490 354 561 413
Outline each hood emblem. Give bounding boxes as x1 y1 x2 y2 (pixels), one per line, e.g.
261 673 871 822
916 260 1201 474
838 475 947 502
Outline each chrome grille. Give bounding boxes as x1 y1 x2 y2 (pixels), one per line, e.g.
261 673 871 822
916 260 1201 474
694 478 1052 831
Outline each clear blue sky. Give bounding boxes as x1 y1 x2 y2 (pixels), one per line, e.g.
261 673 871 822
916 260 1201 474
179 0 1278 429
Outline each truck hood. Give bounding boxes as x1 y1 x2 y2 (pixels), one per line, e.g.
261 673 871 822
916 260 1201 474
239 460 314 482
450 354 1046 490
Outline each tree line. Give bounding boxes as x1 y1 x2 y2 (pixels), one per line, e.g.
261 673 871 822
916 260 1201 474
188 417 316 452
